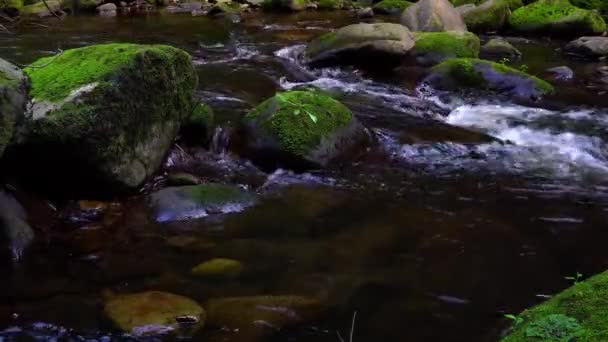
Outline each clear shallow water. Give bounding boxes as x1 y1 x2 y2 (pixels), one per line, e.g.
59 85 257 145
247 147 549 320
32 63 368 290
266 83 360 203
1 13 608 342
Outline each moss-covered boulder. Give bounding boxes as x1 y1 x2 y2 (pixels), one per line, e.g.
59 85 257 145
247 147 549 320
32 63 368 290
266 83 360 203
411 31 480 66
192 258 243 279
0 59 28 160
373 0 413 15
262 0 307 11
461 0 511 32
11 44 197 195
20 0 63 17
206 295 324 340
480 38 522 60
148 184 256 222
401 0 467 32
509 0 606 36
501 271 608 341
306 23 415 69
241 90 369 169
423 58 553 100
103 291 205 337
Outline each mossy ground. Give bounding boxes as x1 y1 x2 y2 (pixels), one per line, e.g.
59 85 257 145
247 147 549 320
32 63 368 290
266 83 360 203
502 271 608 341
414 32 480 59
373 0 413 12
509 0 607 34
432 58 554 93
245 90 353 157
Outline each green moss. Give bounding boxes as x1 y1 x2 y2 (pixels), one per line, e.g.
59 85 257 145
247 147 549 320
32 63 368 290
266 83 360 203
509 0 607 34
502 271 608 341
432 58 554 93
318 0 344 9
571 0 608 13
0 0 23 10
373 0 412 12
463 0 511 32
192 258 243 279
245 90 353 157
20 0 61 14
186 184 251 205
414 32 480 59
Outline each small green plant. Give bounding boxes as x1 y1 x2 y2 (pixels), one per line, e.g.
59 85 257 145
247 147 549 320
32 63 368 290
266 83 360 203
276 93 319 123
518 64 529 72
499 57 511 65
565 272 583 285
505 314 524 326
524 314 585 341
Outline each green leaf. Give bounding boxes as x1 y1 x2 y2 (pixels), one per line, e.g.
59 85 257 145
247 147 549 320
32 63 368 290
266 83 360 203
307 112 318 123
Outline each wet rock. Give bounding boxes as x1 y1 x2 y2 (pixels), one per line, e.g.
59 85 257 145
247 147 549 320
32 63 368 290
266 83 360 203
192 258 243 279
372 0 412 15
565 36 608 58
0 59 28 160
10 44 198 195
179 1 203 11
480 38 522 60
148 184 256 222
205 295 323 340
306 23 415 69
423 58 554 100
75 0 103 12
461 0 510 33
509 0 606 36
20 0 63 17
167 172 202 186
401 0 467 32
103 291 205 336
356 6 374 17
546 66 574 81
594 65 608 84
96 2 117 15
0 191 34 261
411 31 480 66
241 90 370 169
208 1 240 15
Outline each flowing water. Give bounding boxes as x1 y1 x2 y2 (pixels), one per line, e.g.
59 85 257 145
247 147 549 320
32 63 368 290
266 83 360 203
1 12 608 342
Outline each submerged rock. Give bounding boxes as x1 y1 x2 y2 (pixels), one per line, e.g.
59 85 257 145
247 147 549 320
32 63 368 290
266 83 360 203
0 58 28 160
411 31 480 66
0 191 34 262
565 36 608 58
306 23 415 69
423 58 553 100
401 0 467 32
241 90 370 169
460 0 510 33
103 291 205 336
373 0 413 15
509 0 606 36
192 258 243 279
206 295 323 339
11 44 198 195
480 38 522 60
148 184 256 222
501 270 608 341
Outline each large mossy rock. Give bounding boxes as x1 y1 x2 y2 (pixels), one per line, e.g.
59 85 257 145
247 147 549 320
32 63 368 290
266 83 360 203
501 271 608 341
509 0 606 36
423 58 553 100
401 0 467 32
373 0 413 15
306 23 415 69
241 90 369 169
411 31 480 66
148 184 256 222
103 291 205 337
12 44 198 194
0 191 34 262
206 295 324 340
461 0 511 32
0 59 28 160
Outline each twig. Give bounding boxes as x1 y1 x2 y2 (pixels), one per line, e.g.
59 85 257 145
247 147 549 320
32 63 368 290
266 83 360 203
41 0 62 19
336 311 357 342
0 23 9 33
13 48 63 68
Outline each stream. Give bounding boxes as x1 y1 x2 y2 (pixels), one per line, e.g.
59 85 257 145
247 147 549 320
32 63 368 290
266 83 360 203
1 12 608 342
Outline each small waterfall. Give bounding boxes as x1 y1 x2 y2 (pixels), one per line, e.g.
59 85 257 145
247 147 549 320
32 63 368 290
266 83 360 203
210 126 231 155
